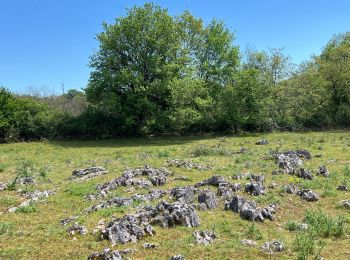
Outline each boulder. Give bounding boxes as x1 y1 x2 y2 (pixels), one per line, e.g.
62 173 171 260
340 200 350 209
170 186 197 204
217 182 241 198
297 189 319 202
87 248 134 260
153 201 200 228
101 215 154 245
245 182 265 196
283 184 299 194
0 182 7 191
197 189 217 210
194 175 227 187
296 168 314 180
316 165 329 177
225 195 276 222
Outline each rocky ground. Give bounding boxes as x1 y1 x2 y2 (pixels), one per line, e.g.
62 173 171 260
0 132 349 259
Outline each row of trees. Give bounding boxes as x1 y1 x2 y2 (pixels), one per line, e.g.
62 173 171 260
1 3 350 141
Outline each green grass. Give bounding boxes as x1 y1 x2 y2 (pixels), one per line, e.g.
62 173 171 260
0 131 349 259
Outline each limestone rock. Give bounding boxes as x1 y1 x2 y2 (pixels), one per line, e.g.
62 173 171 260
71 166 107 180
193 230 216 245
256 139 269 145
297 189 319 201
197 189 217 210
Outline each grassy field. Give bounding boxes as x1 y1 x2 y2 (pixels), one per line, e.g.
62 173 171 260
0 131 349 259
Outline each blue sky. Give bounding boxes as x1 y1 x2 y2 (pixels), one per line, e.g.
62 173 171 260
0 0 349 94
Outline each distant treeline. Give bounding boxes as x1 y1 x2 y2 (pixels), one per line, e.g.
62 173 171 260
1 3 350 142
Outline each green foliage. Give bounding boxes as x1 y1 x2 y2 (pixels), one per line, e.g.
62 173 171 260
65 183 97 197
0 222 14 236
189 144 231 157
245 222 263 240
15 203 37 213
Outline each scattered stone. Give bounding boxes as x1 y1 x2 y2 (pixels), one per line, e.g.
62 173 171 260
297 189 319 202
88 248 134 260
340 200 350 209
170 186 197 204
217 182 241 198
241 239 257 247
296 168 314 180
152 201 200 228
256 139 269 145
194 175 227 187
8 189 54 213
67 223 87 235
173 176 191 181
71 166 107 180
23 190 55 199
16 176 36 185
197 189 217 210
283 184 299 194
316 165 329 177
261 240 285 253
84 190 167 214
337 185 348 191
96 166 171 196
170 255 185 260
101 215 155 245
276 154 303 174
193 230 216 245
245 182 265 196
60 216 78 226
225 195 276 222
100 201 199 245
167 160 212 171
249 174 265 182
143 243 157 249
0 182 7 191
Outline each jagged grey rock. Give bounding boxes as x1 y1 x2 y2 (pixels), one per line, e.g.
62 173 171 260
71 166 107 180
340 200 350 209
60 216 78 226
87 248 134 260
316 165 329 177
167 159 212 170
217 182 241 198
283 184 299 194
256 139 269 145
193 230 216 245
225 195 276 222
170 186 197 204
337 185 348 191
143 243 157 249
261 240 285 253
67 223 87 235
297 189 319 201
0 182 7 191
101 215 155 245
197 189 217 210
170 256 185 260
152 201 200 228
16 176 36 185
96 165 171 196
245 182 265 196
194 175 227 187
296 168 314 180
